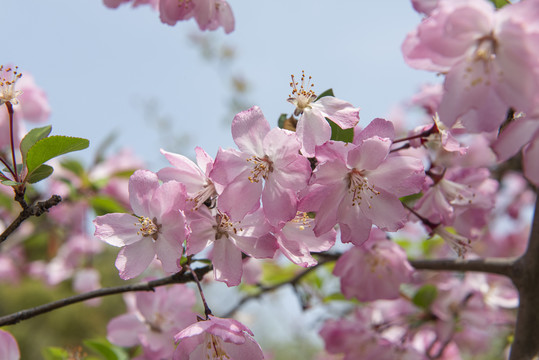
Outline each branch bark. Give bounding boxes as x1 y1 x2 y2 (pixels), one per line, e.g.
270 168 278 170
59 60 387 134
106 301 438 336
409 257 517 277
0 194 62 245
0 265 211 326
509 191 539 360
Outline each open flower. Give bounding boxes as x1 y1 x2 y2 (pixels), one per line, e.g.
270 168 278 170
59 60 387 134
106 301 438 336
288 71 360 156
93 170 188 279
173 315 264 360
108 285 197 359
0 65 23 106
299 119 425 245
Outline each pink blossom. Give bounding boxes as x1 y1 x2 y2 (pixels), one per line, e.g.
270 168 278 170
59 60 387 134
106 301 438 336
108 285 197 359
104 0 158 9
93 170 188 279
0 330 19 360
173 315 264 360
159 0 235 34
158 147 221 211
287 72 360 156
73 268 102 306
492 112 539 186
402 0 539 132
274 212 336 267
211 106 311 225
187 206 277 286
333 229 413 301
299 119 425 245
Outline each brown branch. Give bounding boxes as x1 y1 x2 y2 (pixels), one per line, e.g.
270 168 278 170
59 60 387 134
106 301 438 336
509 190 539 360
223 259 330 318
0 265 211 326
409 257 517 277
0 195 62 245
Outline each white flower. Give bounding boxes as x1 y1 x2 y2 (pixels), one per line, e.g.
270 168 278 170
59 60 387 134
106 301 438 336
0 65 22 105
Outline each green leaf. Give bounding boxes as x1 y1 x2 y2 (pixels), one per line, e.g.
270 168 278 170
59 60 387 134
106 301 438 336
60 158 85 176
489 0 510 8
27 164 54 184
412 284 438 310
42 347 70 360
26 136 89 174
277 113 288 129
84 338 129 360
20 125 52 165
90 196 128 216
1 180 22 186
328 118 354 143
316 88 335 100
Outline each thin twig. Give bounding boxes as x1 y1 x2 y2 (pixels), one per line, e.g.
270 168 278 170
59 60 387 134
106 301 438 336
409 257 517 277
0 195 62 244
0 265 212 326
223 259 330 318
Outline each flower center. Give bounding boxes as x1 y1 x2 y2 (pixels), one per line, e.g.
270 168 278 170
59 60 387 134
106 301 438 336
191 181 218 210
135 216 160 240
204 334 230 360
291 212 313 231
0 65 22 105
287 70 317 116
214 212 243 240
246 155 273 183
347 169 380 208
474 34 496 63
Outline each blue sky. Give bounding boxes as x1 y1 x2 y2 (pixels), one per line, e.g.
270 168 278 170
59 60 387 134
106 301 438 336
2 0 437 168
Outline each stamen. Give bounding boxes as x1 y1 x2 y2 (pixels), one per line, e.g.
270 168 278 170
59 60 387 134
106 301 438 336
347 169 380 208
135 216 160 240
0 65 23 105
246 155 273 183
204 333 230 360
214 212 243 240
287 70 317 116
291 212 313 231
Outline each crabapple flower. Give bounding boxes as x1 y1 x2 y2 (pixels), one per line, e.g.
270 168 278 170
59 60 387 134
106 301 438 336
187 206 277 286
108 285 197 359
211 106 311 225
492 112 539 186
333 228 413 301
299 119 425 245
159 0 235 34
158 147 221 211
403 0 539 132
173 315 264 360
287 72 360 156
0 330 19 360
274 212 336 267
0 65 22 106
93 170 188 279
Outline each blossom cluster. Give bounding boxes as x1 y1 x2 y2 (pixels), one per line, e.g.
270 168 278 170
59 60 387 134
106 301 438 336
103 0 235 34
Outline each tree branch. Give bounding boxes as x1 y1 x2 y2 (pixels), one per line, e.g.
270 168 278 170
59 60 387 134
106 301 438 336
0 195 62 245
509 190 539 360
223 259 330 318
409 257 517 277
0 265 211 326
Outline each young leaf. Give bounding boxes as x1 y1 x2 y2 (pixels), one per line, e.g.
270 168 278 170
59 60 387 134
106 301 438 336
26 136 89 174
412 284 438 310
27 164 54 184
42 347 70 360
316 88 335 100
328 118 354 143
83 338 129 360
1 180 22 186
489 0 510 8
277 113 288 129
20 125 52 165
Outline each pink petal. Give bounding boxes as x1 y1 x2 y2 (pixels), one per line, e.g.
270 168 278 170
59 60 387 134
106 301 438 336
107 314 147 347
231 106 270 155
212 238 243 286
523 137 539 186
313 96 360 129
116 240 156 280
129 170 160 215
93 213 141 247
347 137 390 170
